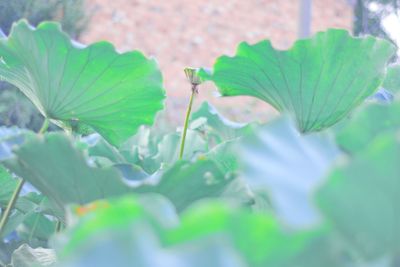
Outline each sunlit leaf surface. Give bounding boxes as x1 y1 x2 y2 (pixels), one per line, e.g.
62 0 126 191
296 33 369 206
0 20 165 146
201 30 395 132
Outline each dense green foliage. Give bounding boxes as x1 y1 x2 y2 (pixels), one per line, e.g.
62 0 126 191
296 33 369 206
0 20 399 267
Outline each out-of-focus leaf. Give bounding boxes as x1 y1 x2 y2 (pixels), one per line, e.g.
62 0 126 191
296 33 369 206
87 137 126 164
10 244 56 267
166 202 330 267
54 195 178 257
317 132 400 259
54 196 335 267
382 64 400 95
200 30 395 132
134 160 233 212
113 163 149 182
3 133 131 210
240 116 340 228
190 102 253 142
151 131 207 169
336 101 400 154
0 20 165 146
0 127 33 161
205 140 239 173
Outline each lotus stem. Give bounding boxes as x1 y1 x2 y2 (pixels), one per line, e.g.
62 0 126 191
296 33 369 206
39 118 49 134
55 219 62 233
179 85 197 160
0 178 24 237
0 118 49 237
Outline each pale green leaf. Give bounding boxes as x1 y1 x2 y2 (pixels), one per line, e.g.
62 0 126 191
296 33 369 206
10 244 56 267
240 116 340 228
3 133 131 210
318 132 400 259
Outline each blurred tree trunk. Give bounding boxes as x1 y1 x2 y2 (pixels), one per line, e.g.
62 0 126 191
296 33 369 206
353 0 368 35
298 0 312 38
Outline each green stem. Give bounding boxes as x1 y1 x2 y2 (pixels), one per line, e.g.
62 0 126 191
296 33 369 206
0 179 24 237
0 118 49 237
55 219 62 233
39 118 49 134
179 87 196 159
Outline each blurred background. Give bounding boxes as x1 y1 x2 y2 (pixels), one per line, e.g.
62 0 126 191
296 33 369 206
0 0 399 129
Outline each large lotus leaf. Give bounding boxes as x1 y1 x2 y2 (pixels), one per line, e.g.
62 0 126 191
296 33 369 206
3 133 131 210
0 20 165 146
336 101 400 154
200 29 395 132
239 116 340 228
317 132 400 259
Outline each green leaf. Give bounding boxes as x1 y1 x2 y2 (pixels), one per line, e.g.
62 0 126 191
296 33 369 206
382 64 400 95
3 133 131 210
54 195 332 267
336 101 400 154
151 130 207 170
55 195 178 257
166 202 328 267
190 101 253 142
0 165 17 207
10 244 56 267
134 160 233 212
240 116 340 228
317 132 400 259
17 212 56 244
1 210 28 239
0 20 165 146
200 29 395 132
205 140 239 173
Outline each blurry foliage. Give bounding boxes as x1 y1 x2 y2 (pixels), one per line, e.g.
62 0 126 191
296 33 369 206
353 0 399 45
0 0 89 131
0 0 88 38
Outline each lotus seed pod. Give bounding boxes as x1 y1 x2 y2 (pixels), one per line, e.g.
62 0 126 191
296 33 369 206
184 67 202 85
